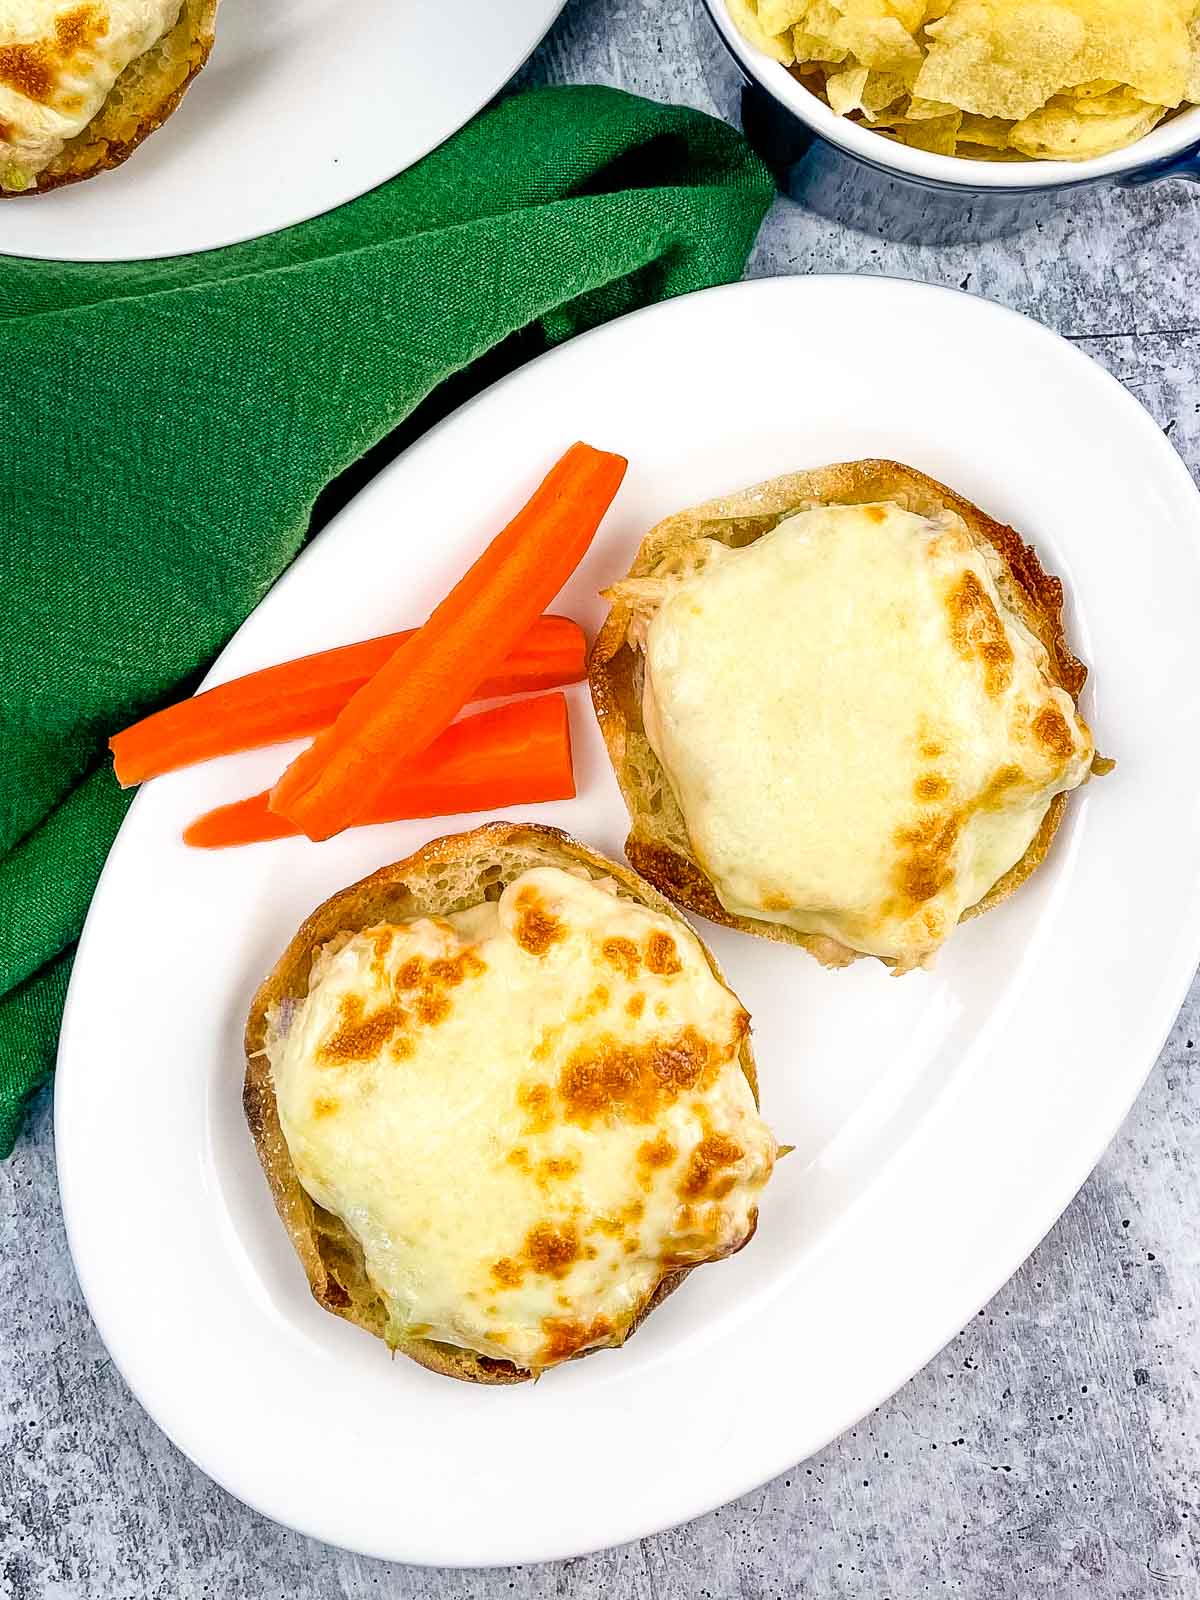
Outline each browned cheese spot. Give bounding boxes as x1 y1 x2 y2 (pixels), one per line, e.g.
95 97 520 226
517 1082 555 1135
863 504 888 524
558 1027 720 1127
679 1132 744 1200
387 946 486 1032
0 43 53 99
505 1148 580 1187
423 951 486 988
523 1222 582 1279
644 931 683 976
536 1154 580 1187
369 927 394 984
513 887 565 956
892 811 962 908
625 991 646 1020
320 994 409 1064
637 1131 677 1172
760 891 793 912
56 4 106 51
587 1199 644 1240
945 570 1014 697
623 1236 640 1255
531 1025 560 1063
415 989 450 1027
601 936 640 981
311 1096 340 1120
539 1314 613 1364
914 773 951 804
979 763 1024 809
491 1257 524 1289
1032 705 1074 760
0 5 105 103
487 1329 509 1347
569 985 611 1023
424 950 483 986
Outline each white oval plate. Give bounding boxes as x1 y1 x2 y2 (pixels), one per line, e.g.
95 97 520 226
56 278 1200 1565
0 0 564 262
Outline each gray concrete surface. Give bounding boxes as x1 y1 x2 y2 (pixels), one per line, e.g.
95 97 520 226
3 2 1200 1595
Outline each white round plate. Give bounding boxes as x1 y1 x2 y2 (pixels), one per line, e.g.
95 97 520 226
56 277 1200 1565
0 0 565 262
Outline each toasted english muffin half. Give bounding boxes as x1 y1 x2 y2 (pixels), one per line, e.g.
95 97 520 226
0 0 218 195
590 460 1105 972
245 822 773 1385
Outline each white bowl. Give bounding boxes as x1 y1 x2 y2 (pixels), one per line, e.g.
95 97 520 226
706 0 1200 190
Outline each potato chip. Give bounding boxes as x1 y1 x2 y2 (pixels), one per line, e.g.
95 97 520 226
905 95 962 117
886 110 963 151
863 101 915 127
1009 98 1166 158
1187 17 1200 104
955 143 1033 159
727 0 797 62
861 69 912 109
957 111 1013 145
726 0 1200 161
917 6 1086 121
803 0 847 38
831 10 923 72
1059 85 1152 116
825 63 872 112
880 0 926 29
917 1 1190 122
758 0 810 33
792 27 851 64
1070 78 1123 97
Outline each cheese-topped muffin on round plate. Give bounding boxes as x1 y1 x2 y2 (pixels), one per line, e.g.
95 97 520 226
0 0 218 194
590 460 1105 973
245 823 776 1383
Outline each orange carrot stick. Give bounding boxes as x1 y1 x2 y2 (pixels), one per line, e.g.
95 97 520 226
184 694 574 849
110 615 584 788
269 442 626 840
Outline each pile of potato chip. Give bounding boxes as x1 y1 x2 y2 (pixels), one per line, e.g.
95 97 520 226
726 0 1200 160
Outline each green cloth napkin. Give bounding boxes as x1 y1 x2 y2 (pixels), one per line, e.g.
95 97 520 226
0 84 773 1155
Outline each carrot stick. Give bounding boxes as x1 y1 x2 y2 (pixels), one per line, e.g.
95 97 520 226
110 614 584 788
269 442 626 841
184 694 574 849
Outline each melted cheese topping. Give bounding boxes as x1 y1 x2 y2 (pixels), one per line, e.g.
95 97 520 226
0 2 181 188
268 867 775 1372
629 502 1095 966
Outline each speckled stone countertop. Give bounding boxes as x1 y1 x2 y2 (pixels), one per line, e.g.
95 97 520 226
3 4 1199 1597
